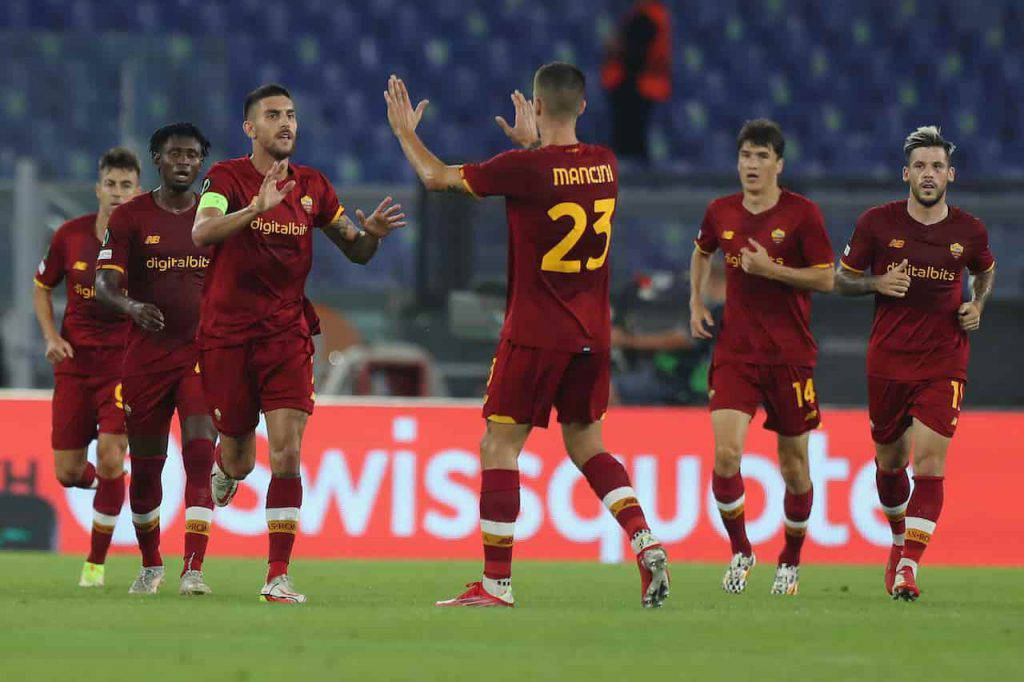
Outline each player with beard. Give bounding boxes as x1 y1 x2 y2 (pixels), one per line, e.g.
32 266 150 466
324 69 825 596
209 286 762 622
96 122 218 596
33 148 140 587
191 84 405 604
836 126 995 601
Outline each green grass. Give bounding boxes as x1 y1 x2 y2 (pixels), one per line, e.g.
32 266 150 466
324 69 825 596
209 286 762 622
1 553 1021 681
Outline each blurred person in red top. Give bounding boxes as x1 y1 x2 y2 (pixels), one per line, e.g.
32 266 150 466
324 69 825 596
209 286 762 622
601 0 672 163
836 126 996 602
690 120 835 597
386 62 669 609
32 147 140 588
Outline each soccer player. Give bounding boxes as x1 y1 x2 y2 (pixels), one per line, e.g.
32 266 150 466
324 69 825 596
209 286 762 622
385 63 670 608
689 120 835 596
32 148 140 587
835 126 995 601
191 84 405 604
96 122 218 596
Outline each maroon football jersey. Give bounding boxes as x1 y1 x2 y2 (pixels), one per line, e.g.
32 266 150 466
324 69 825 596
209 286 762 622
35 213 129 375
460 144 617 352
198 156 343 348
840 200 994 381
98 192 210 376
695 190 835 367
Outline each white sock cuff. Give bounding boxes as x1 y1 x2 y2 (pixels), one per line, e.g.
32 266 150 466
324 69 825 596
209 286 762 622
905 517 936 535
185 506 214 523
784 517 809 529
131 508 160 525
266 507 300 522
480 519 515 536
93 510 119 526
716 494 745 512
602 486 636 510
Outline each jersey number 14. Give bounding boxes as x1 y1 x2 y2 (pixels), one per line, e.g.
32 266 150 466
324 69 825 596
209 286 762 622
541 198 616 273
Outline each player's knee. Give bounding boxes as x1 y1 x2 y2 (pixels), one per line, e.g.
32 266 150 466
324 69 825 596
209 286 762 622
55 462 84 487
778 456 809 487
269 444 301 476
479 430 516 469
912 450 946 477
713 443 742 473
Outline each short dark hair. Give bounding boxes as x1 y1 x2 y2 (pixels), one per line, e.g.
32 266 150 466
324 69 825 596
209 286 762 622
244 83 292 119
737 119 786 158
149 122 211 158
98 147 141 177
534 62 586 119
903 125 956 161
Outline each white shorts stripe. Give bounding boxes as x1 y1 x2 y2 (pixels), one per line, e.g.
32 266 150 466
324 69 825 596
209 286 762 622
716 494 746 513
480 519 516 536
266 507 300 522
602 486 636 510
880 501 909 516
784 517 810 529
185 506 214 523
93 511 120 527
905 517 936 535
131 508 160 524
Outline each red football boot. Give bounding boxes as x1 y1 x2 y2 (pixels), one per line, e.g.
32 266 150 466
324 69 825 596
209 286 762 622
884 544 903 595
892 565 920 602
435 582 514 607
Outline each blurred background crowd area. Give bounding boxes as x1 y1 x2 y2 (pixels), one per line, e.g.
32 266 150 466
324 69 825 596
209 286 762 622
1 0 1021 406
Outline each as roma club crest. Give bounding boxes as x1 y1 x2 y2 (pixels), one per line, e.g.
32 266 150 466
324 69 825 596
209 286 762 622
949 242 964 259
771 228 786 244
300 195 314 214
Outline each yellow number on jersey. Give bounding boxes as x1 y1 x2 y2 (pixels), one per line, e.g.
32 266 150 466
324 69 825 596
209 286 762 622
541 199 616 273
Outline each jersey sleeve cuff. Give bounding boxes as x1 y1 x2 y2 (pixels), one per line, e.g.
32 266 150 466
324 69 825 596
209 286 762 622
693 240 715 256
458 166 480 198
970 261 996 274
97 264 125 274
33 278 52 290
810 262 835 269
839 260 865 273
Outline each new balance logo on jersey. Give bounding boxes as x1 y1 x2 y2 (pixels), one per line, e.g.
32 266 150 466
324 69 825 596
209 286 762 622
145 235 161 244
73 261 88 271
722 230 735 240
888 239 905 248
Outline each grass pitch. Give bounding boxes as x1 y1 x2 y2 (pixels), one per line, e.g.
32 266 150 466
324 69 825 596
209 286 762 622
1 553 1021 681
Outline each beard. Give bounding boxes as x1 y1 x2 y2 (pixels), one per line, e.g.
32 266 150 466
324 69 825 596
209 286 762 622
261 135 295 161
911 184 945 207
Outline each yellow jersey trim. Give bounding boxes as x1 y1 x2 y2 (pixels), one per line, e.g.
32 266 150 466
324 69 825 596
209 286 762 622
97 264 125 274
33 278 52 290
810 262 835 269
486 414 519 425
458 166 480 198
693 240 714 256
839 260 864 273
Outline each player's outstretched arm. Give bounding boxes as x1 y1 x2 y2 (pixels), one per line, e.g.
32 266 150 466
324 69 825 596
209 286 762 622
320 197 406 265
385 75 469 193
31 284 74 364
958 266 995 331
192 160 297 246
740 239 835 292
835 259 910 297
95 269 164 332
689 247 715 340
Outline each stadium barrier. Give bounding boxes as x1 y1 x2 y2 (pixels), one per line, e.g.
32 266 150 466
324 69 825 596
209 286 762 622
0 394 1020 565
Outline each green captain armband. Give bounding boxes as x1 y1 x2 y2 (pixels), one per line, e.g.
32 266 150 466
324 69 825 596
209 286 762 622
197 191 228 214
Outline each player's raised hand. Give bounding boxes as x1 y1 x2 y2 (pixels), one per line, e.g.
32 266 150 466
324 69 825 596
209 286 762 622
957 301 982 331
740 238 776 277
495 90 540 149
875 259 911 297
128 301 165 332
252 160 296 214
357 196 407 239
689 301 715 340
44 336 75 365
385 75 429 137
